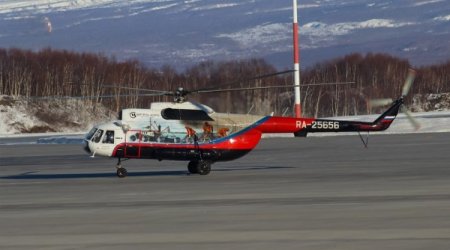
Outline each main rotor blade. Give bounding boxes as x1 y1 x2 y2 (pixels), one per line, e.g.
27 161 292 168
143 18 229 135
402 69 416 97
300 82 355 87
100 84 170 94
195 82 354 94
28 93 166 100
192 69 296 93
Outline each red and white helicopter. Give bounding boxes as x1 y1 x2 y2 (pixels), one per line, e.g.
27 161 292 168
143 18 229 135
84 70 418 177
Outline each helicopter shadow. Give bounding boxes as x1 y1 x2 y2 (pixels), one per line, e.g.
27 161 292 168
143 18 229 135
1 166 293 180
1 170 187 180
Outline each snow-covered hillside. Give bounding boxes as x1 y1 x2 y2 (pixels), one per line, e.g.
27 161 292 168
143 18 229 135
0 0 449 69
0 95 115 134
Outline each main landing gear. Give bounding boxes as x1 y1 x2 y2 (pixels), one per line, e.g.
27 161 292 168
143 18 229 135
113 158 212 178
187 160 212 175
116 158 128 178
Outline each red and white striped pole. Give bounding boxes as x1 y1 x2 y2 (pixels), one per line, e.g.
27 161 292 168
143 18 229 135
293 0 301 118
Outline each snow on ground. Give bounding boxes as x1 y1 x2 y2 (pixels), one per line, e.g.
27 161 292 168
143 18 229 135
217 18 416 51
299 19 415 48
413 0 445 7
216 23 291 49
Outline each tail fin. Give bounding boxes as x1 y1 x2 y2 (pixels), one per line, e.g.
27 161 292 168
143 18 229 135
371 98 403 129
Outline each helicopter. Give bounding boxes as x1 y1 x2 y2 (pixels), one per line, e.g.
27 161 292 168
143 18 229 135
82 69 419 177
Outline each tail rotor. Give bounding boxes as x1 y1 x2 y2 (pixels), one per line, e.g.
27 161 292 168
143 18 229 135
402 106 421 130
369 69 420 130
369 98 393 108
401 69 416 98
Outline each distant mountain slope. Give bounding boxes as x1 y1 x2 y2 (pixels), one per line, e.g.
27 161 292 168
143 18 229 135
0 0 449 69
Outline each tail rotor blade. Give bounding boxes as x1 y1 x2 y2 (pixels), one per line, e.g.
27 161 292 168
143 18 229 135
401 107 421 131
401 69 416 97
369 98 393 107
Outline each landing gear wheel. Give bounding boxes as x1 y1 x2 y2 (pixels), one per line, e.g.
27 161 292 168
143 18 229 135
188 161 199 174
116 167 128 178
198 161 211 176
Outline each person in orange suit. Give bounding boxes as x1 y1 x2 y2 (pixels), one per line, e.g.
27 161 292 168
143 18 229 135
218 127 229 137
202 122 213 141
185 126 196 143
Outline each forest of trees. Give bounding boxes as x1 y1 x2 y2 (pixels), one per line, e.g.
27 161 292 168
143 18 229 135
1 48 449 117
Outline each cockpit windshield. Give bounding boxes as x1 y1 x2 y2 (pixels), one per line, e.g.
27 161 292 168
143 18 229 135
85 127 98 140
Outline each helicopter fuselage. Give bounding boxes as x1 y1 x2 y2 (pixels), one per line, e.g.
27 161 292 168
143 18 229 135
84 107 273 162
84 99 403 176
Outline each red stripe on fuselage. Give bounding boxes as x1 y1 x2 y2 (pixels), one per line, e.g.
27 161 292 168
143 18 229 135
112 126 263 157
256 116 315 133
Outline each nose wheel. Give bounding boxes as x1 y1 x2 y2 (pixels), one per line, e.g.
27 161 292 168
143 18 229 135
187 160 212 175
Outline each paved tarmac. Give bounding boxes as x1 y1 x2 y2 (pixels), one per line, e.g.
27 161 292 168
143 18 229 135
1 133 450 249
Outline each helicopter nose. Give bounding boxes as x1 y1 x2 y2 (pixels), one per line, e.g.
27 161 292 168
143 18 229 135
83 140 91 154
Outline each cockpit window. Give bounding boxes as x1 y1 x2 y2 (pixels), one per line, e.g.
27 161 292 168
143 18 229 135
85 128 98 140
103 130 115 144
92 129 104 143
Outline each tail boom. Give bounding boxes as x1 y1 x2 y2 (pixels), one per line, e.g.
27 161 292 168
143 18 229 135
257 98 403 135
